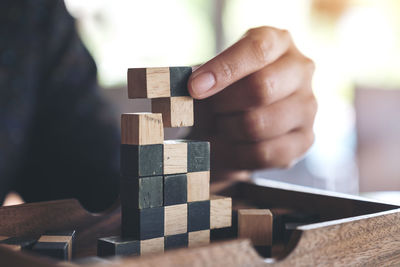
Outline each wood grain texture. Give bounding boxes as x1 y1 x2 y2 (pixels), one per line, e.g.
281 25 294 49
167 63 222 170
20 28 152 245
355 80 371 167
127 68 170 99
151 96 194 127
163 140 187 175
210 196 232 229
187 172 210 202
121 113 164 145
188 230 210 247
186 140 210 172
164 204 187 236
140 237 164 255
238 209 273 246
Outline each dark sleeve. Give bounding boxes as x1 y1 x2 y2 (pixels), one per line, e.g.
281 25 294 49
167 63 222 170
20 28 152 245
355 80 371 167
14 0 120 212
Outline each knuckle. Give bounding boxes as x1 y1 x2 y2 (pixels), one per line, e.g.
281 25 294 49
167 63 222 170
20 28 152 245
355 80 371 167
303 57 316 74
241 111 266 141
249 72 276 105
218 60 237 81
247 27 275 64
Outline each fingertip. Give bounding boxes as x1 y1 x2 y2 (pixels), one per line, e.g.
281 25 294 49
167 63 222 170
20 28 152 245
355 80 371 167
188 71 216 99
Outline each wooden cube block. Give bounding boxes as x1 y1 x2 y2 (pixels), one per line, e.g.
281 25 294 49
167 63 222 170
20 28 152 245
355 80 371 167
187 171 210 202
165 204 188 236
0 236 38 251
164 233 188 250
121 113 164 145
188 230 210 247
188 201 210 232
32 231 75 261
210 196 232 229
120 144 163 177
121 206 164 240
127 67 192 99
164 174 187 206
163 140 187 175
238 209 273 246
97 236 140 257
151 97 194 127
140 237 164 255
120 176 163 210
186 140 210 172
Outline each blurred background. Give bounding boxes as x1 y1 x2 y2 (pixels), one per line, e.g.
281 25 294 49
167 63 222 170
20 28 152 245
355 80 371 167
62 0 400 198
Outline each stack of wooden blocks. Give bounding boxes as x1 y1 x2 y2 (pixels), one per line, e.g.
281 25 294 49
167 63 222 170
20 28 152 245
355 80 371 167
98 67 232 257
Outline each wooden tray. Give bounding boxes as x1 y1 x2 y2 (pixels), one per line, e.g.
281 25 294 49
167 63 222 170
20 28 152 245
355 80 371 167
1 178 400 266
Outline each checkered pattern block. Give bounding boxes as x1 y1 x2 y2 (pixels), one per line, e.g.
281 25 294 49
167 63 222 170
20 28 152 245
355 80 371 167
98 66 232 257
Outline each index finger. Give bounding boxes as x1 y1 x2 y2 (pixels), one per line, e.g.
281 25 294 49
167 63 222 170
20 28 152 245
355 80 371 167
188 27 292 99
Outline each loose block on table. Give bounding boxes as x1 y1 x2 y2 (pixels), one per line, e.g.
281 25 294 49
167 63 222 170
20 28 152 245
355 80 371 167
186 140 210 172
163 140 187 175
238 209 273 246
121 113 164 145
32 230 75 261
164 204 188 236
127 67 192 99
164 233 188 250
121 206 164 240
187 171 210 202
188 230 210 247
97 236 140 257
164 174 187 206
151 96 194 127
120 144 163 177
210 196 232 229
120 176 163 209
0 236 38 251
188 200 210 232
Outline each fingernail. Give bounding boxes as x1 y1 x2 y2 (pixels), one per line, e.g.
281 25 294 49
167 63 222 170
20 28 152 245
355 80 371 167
191 72 216 95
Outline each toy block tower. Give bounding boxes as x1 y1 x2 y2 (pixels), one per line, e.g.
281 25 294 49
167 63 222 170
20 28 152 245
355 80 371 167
97 67 232 257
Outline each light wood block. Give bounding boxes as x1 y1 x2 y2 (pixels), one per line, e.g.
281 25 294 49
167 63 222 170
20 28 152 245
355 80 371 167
210 196 232 229
238 209 273 246
187 172 210 202
164 204 187 236
163 140 187 175
140 237 164 255
128 67 170 99
188 230 210 247
151 96 194 127
121 113 164 145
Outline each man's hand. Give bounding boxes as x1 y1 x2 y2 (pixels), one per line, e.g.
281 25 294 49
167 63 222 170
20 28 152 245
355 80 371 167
188 26 317 180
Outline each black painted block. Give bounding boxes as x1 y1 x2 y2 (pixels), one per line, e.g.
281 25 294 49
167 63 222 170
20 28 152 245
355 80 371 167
164 174 187 206
32 230 75 260
169 67 192 97
0 236 38 250
164 233 188 250
121 206 164 240
97 236 140 257
185 140 210 172
120 144 163 177
188 200 210 232
120 176 163 209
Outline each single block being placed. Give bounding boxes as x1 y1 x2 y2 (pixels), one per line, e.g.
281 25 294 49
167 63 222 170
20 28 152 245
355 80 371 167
97 236 140 257
120 176 163 209
210 196 232 229
163 140 187 175
187 171 210 202
127 67 192 99
164 174 187 206
186 140 210 172
238 209 273 257
188 201 210 232
120 144 163 177
164 233 188 250
0 236 38 251
32 231 76 261
121 206 164 240
140 237 164 255
151 97 194 127
121 113 164 145
164 204 188 236
188 230 210 247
